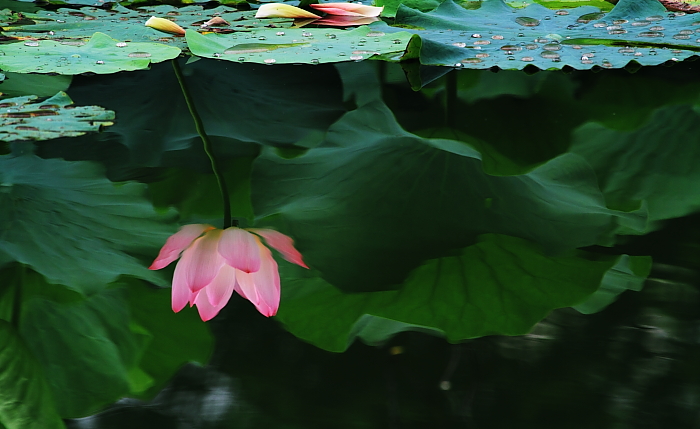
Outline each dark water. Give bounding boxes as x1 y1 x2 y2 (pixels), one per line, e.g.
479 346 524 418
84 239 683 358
4 50 700 428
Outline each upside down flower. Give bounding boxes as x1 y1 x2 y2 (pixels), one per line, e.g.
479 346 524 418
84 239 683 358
149 224 308 321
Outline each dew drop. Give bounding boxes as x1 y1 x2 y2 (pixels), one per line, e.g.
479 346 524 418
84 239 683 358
521 56 534 62
593 23 607 28
276 31 285 36
679 29 693 35
515 17 540 27
238 57 245 61
534 38 549 43
350 55 363 61
473 40 490 45
673 34 691 40
542 43 561 51
555 10 568 16
471 33 481 38
649 26 664 31
310 58 319 64
264 58 276 64
116 42 127 47
639 31 663 37
646 15 664 21
613 19 628 25
525 43 538 50
452 42 466 47
500 44 522 52
258 36 267 41
540 51 560 59
128 51 151 58
618 47 635 54
631 21 650 27
95 60 105 65
302 32 313 37
24 41 39 47
366 31 385 37
577 12 605 23
492 35 504 40
392 39 402 44
608 29 627 35
462 58 482 64
48 31 55 35
327 33 337 39
475 53 489 58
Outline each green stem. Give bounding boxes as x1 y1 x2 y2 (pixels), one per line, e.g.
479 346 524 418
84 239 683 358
172 59 235 228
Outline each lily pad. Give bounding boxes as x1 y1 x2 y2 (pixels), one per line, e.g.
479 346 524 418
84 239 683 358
186 26 414 64
380 0 700 69
0 92 113 141
0 31 180 74
3 4 292 51
0 153 175 293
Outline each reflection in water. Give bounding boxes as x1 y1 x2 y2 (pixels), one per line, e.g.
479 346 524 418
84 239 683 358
3 54 700 428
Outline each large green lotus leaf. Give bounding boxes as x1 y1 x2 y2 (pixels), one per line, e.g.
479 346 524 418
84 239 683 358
0 32 180 74
379 0 700 69
186 26 414 65
350 314 444 346
52 59 344 168
0 321 64 429
2 5 291 51
252 99 645 292
124 279 214 399
19 275 150 418
0 153 174 293
573 254 652 314
571 104 700 225
276 234 639 352
0 92 113 141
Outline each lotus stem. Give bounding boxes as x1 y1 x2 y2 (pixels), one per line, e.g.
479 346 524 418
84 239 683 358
171 59 234 228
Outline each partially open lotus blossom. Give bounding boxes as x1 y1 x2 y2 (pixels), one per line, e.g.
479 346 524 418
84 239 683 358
310 3 384 17
255 3 321 18
149 224 308 321
145 16 186 36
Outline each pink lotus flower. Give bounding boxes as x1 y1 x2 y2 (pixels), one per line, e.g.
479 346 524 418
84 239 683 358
310 3 384 17
149 224 308 321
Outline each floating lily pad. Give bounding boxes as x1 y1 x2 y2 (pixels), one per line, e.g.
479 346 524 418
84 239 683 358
380 0 700 69
0 92 113 141
186 26 414 64
3 4 292 51
0 31 180 74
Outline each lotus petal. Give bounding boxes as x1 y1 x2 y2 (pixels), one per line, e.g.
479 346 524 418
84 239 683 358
149 224 214 270
310 3 383 17
249 228 309 268
145 16 186 36
255 3 321 18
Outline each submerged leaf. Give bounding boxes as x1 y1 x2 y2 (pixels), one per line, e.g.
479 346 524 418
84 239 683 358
0 320 64 429
0 154 174 293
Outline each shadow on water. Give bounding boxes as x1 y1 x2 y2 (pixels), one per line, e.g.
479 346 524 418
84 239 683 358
4 50 700 428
